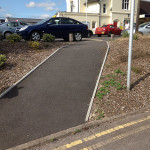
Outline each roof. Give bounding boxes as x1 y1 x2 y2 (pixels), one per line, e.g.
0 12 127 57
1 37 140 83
6 17 42 23
140 1 150 15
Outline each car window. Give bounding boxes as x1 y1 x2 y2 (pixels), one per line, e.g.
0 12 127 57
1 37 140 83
61 18 80 25
7 22 19 27
139 22 149 28
109 25 114 28
20 22 28 26
48 18 61 25
102 25 107 27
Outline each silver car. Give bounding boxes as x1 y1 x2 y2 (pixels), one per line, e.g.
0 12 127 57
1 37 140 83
124 22 150 35
0 21 28 38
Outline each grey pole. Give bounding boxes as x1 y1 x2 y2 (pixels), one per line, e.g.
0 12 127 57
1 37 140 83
127 0 135 91
86 0 87 23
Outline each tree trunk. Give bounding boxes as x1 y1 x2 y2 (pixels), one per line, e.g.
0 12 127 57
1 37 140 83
136 0 141 32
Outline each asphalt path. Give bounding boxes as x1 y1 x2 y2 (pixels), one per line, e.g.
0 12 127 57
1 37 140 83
0 39 107 150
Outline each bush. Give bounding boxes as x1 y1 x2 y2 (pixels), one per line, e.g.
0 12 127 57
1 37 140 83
42 34 55 42
6 33 22 42
133 34 139 40
0 54 6 67
29 41 41 50
122 30 129 38
0 33 3 41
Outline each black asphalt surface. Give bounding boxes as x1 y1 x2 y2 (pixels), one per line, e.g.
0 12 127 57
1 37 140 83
0 39 107 150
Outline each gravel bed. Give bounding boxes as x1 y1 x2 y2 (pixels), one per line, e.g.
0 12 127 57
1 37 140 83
89 36 150 121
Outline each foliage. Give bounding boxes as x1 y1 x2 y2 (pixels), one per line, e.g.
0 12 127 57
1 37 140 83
42 34 55 42
122 31 129 38
0 33 3 41
131 67 142 74
96 69 126 100
0 54 6 67
29 41 41 50
133 33 139 40
6 33 22 42
95 109 105 120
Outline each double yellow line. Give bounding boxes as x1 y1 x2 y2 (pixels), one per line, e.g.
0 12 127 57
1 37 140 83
54 115 150 150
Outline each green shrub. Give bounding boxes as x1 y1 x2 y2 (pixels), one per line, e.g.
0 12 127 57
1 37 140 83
0 54 6 67
42 34 55 42
0 33 3 41
6 33 22 42
133 34 139 40
29 41 41 50
122 31 129 38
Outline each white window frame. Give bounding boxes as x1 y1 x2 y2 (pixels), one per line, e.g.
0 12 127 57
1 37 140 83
122 0 129 10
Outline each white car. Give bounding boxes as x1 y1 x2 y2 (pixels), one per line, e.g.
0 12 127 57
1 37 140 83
123 22 150 35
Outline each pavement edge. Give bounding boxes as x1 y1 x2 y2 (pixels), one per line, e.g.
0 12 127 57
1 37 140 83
0 44 71 99
7 106 150 150
85 41 110 121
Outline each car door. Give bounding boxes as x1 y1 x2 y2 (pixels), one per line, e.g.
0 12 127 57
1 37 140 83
45 18 62 38
141 23 150 35
7 22 19 33
109 25 115 34
61 18 81 37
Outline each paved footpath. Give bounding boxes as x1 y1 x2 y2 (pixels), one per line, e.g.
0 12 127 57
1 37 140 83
28 109 150 150
0 39 107 150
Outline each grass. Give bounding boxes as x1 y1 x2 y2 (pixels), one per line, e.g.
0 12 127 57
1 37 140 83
96 69 126 100
73 129 81 134
95 109 105 120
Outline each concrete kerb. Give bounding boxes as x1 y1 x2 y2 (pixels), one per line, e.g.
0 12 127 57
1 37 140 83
7 106 150 150
85 41 110 121
0 44 71 99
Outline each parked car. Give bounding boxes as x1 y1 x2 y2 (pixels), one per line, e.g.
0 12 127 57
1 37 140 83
17 17 88 41
123 22 150 35
0 21 28 38
95 24 122 37
87 29 93 37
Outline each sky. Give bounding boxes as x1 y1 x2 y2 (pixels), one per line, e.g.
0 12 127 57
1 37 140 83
0 0 66 19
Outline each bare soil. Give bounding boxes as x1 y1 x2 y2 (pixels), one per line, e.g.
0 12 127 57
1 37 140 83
89 36 150 121
0 40 68 94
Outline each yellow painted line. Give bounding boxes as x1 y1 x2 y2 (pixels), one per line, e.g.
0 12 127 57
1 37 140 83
65 140 82 148
54 115 150 150
81 124 150 150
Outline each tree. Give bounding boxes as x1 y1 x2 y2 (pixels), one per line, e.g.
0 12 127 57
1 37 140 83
135 0 141 32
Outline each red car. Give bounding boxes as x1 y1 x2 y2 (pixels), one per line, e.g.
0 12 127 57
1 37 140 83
95 24 122 37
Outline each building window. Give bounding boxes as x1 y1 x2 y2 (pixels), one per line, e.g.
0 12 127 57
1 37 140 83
92 21 96 29
103 4 106 13
122 0 129 10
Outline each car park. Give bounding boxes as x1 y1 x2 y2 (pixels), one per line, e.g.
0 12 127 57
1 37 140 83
0 21 28 38
17 17 89 41
95 24 122 37
123 22 150 35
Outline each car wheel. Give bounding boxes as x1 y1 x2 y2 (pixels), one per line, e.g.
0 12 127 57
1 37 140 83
88 32 91 38
98 34 101 37
108 32 112 37
4 32 11 38
73 32 82 41
30 31 41 41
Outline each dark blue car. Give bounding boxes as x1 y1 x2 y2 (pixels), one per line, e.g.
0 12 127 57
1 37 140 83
17 17 88 41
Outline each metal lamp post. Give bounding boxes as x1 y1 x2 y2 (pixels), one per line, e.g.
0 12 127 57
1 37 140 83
127 0 135 91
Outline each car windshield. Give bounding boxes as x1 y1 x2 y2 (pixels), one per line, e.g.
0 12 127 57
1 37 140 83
102 25 107 27
35 18 51 25
139 22 149 28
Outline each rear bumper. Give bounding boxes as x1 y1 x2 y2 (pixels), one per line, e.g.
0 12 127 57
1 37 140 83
95 30 107 35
